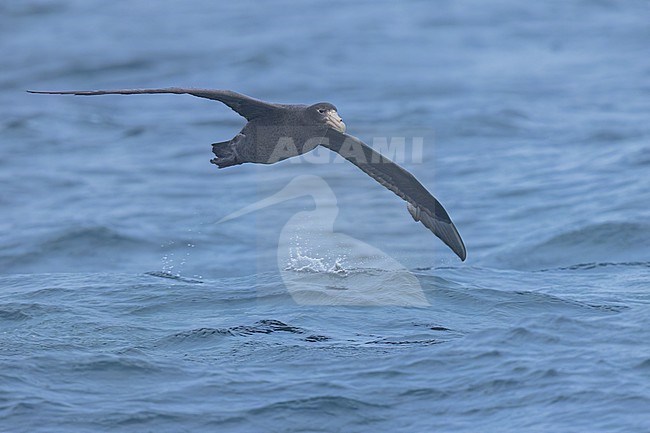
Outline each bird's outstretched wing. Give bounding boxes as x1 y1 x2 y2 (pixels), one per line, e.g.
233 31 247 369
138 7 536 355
322 129 466 261
27 88 278 121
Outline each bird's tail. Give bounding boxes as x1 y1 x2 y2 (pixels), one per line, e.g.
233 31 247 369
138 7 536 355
211 140 234 158
210 140 240 168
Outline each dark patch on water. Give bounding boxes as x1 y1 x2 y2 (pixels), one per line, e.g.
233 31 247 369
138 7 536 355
145 271 203 284
539 261 650 272
172 320 307 339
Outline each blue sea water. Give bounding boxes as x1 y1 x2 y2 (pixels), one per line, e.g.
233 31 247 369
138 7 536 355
2 0 650 431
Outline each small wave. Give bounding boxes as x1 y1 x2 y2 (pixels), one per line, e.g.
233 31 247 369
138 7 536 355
3 226 153 272
0 307 32 321
43 226 146 249
0 2 67 17
94 410 185 428
247 395 386 416
492 221 650 270
539 261 650 272
41 59 155 82
586 129 638 143
69 354 162 374
169 319 326 342
623 146 650 167
365 337 443 346
411 322 453 332
456 109 533 138
283 268 429 307
635 358 650 370
145 271 203 284
0 302 64 321
304 334 331 342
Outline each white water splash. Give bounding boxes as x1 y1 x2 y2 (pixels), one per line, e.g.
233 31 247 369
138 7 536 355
285 246 348 275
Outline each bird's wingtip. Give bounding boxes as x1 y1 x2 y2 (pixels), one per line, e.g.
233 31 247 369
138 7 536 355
27 90 67 94
455 239 467 262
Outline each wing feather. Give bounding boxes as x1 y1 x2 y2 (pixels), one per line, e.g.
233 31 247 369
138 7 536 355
322 129 466 261
27 87 277 120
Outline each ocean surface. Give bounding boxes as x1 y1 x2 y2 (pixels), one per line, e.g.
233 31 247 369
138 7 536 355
2 1 650 432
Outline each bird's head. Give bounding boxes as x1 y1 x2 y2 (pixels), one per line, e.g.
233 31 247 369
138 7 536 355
307 102 346 133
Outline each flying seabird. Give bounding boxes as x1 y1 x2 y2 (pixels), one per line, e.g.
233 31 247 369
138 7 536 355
28 88 467 261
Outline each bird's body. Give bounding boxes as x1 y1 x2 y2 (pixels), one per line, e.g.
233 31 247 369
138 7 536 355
212 105 331 167
28 87 467 261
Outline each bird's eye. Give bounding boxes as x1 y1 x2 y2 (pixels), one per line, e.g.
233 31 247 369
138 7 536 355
318 109 325 113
